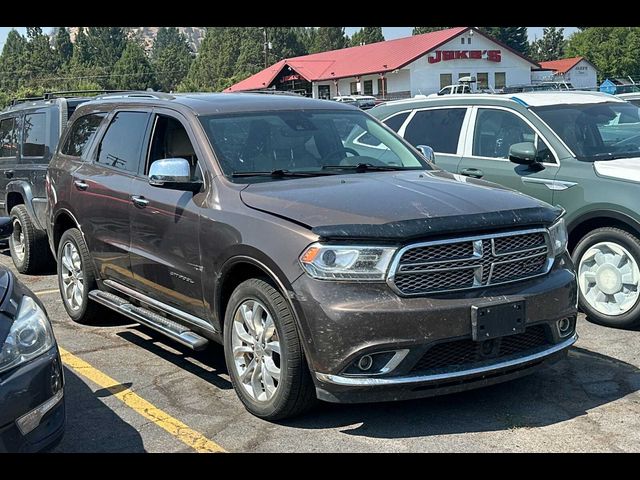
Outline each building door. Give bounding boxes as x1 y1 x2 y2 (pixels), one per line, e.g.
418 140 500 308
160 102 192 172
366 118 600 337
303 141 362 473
318 85 330 99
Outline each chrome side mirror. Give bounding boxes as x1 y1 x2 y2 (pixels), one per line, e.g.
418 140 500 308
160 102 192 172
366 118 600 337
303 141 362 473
416 144 436 163
148 158 201 192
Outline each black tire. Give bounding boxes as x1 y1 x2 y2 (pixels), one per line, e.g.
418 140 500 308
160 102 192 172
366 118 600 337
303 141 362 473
57 228 105 324
9 205 55 274
573 227 640 329
223 278 317 420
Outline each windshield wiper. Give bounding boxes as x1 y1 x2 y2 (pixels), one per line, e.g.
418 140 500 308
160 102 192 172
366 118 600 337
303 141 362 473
321 163 409 172
231 169 335 178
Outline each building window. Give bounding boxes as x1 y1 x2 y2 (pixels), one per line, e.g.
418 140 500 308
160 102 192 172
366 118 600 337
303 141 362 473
440 73 453 90
350 81 358 94
458 72 470 80
494 72 506 89
363 80 373 95
377 77 387 97
461 37 465 44
477 72 489 90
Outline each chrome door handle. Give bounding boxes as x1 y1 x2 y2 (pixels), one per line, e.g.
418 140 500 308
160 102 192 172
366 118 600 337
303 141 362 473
131 195 149 208
74 180 88 191
460 168 484 179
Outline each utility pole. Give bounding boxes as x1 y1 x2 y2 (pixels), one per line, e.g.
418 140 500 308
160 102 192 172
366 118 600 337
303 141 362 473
263 27 270 68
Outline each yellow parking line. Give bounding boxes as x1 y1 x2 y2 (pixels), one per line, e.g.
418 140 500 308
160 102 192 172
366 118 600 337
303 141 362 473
34 289 60 296
59 347 226 453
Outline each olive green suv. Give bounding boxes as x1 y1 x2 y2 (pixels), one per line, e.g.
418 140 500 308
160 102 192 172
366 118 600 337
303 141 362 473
371 91 640 328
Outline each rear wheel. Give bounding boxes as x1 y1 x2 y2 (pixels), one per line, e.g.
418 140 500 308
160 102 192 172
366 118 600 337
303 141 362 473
57 228 106 324
9 205 54 274
223 278 316 420
573 227 640 328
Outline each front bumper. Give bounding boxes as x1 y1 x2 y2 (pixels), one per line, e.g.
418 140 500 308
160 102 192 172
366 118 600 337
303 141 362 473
290 254 577 403
0 347 66 453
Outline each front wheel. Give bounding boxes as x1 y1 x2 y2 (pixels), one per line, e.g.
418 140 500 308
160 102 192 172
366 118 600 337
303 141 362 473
223 278 316 420
573 227 640 328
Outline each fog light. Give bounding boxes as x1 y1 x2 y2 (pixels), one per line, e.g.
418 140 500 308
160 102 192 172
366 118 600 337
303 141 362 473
557 317 573 337
16 389 63 435
357 355 373 371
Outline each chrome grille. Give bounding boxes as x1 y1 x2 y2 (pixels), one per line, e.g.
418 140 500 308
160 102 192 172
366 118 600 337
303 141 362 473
389 229 551 295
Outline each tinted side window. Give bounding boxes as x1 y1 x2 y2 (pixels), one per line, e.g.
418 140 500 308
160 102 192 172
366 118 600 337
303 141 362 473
22 113 46 157
0 117 18 158
96 112 148 173
472 109 534 159
62 113 106 157
383 112 410 132
146 115 201 181
404 108 466 154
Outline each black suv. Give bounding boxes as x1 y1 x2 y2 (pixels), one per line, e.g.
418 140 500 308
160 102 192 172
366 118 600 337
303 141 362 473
46 92 578 419
0 92 116 273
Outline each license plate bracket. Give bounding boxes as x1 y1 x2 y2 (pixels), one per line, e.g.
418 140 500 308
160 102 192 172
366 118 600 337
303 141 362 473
471 300 526 341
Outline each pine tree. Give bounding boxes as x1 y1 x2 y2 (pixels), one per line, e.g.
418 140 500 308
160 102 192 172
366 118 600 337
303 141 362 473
530 27 565 62
25 27 60 89
267 27 307 60
0 29 28 91
111 41 155 90
349 27 385 47
151 27 193 92
311 27 347 53
412 27 452 35
481 27 529 56
54 27 73 66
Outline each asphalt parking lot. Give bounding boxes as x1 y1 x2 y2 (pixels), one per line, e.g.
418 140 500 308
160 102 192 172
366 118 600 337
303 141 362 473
3 245 639 452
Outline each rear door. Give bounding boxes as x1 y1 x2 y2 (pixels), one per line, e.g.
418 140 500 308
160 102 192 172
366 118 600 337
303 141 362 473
456 106 559 204
70 109 151 286
0 114 20 215
399 106 470 173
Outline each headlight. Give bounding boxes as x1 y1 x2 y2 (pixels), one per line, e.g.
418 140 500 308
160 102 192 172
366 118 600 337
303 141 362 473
0 296 55 374
300 243 397 280
548 217 568 256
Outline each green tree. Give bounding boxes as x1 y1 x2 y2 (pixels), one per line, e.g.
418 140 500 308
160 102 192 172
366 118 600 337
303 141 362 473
530 27 565 62
151 27 193 92
84 27 127 88
294 27 316 54
111 41 155 90
54 27 73 66
412 27 452 35
268 27 307 60
567 27 640 80
0 29 28 91
24 27 60 89
311 27 347 53
349 27 385 47
481 27 529 55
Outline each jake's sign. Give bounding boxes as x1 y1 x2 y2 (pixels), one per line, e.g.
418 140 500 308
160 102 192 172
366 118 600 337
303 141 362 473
428 50 501 63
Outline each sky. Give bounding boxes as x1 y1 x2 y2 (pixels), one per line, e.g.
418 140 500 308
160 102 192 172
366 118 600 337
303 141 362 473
0 26 578 50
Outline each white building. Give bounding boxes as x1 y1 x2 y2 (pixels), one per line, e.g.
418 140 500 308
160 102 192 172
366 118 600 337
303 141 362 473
532 56 599 90
226 27 539 99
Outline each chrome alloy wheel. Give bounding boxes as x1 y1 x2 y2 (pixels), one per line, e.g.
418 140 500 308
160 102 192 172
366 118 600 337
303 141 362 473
11 218 25 262
231 299 281 402
60 241 84 311
578 241 640 316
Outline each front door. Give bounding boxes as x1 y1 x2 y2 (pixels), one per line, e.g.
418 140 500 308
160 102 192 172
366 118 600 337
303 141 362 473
128 111 205 318
71 110 151 285
457 106 559 204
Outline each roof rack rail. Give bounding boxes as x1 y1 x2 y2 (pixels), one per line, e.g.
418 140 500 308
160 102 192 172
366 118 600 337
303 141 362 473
93 90 174 100
236 90 303 96
8 89 132 107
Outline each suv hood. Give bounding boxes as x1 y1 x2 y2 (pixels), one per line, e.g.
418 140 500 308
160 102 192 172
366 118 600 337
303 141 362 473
240 170 562 241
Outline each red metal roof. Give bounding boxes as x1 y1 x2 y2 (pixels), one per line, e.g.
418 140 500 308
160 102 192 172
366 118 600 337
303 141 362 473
538 56 585 74
227 27 473 92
